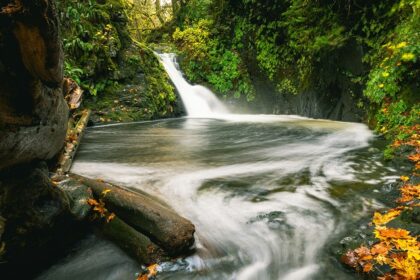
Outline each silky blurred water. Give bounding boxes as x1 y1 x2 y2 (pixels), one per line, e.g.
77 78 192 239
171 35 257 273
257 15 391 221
38 115 399 280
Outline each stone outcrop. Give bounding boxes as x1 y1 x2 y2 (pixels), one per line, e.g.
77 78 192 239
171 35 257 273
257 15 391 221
0 0 73 277
0 0 68 169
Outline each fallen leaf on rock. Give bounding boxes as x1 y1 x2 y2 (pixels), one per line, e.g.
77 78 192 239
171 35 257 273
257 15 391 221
363 262 373 272
102 189 112 196
106 213 115 223
375 227 411 240
137 264 159 280
373 209 401 226
371 242 390 255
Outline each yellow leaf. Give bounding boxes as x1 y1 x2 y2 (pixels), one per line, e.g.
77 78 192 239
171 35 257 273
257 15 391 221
400 176 409 182
102 189 112 196
390 257 419 279
373 209 401 226
375 254 389 265
401 53 415 61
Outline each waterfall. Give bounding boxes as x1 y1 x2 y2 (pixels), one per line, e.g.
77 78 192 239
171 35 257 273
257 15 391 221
158 53 229 117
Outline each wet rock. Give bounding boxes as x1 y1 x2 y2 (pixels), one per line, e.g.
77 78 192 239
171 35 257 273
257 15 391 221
0 1 82 277
0 162 84 277
56 177 94 221
0 0 69 170
246 40 366 122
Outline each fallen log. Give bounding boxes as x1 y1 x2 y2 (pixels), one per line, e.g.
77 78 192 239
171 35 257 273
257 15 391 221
70 174 195 255
95 215 167 265
54 175 167 264
56 109 91 174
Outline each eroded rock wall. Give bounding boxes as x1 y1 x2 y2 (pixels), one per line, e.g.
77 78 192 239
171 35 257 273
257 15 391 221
0 0 73 276
0 0 68 169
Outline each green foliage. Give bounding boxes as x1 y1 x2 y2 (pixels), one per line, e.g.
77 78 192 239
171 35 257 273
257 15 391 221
173 19 255 100
171 0 419 156
58 0 177 121
361 1 420 150
136 45 177 116
57 0 126 93
64 62 84 84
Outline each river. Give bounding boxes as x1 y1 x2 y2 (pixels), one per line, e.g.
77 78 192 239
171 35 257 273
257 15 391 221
38 54 399 280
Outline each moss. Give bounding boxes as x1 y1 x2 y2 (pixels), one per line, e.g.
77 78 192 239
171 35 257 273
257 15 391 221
57 0 179 123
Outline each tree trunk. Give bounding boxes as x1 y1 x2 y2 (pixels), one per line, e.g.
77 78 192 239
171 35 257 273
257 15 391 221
155 0 165 24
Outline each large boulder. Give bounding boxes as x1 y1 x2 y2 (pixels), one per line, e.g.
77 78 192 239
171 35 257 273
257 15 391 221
0 1 76 277
0 0 68 169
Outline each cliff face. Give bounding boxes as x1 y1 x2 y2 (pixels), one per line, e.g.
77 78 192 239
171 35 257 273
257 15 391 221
0 1 74 276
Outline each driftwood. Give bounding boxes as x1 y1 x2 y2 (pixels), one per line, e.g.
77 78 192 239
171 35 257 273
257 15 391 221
56 109 91 174
70 173 196 255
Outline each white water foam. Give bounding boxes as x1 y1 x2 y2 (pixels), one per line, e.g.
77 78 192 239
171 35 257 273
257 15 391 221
158 53 229 117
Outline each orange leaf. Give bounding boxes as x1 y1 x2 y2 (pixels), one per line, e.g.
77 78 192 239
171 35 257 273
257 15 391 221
363 262 373 272
371 243 390 255
106 213 116 223
136 264 159 280
408 153 420 162
87 198 100 206
147 264 158 277
376 228 411 239
355 246 370 257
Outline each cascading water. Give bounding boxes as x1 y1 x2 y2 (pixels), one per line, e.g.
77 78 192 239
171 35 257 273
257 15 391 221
38 54 399 280
158 53 229 117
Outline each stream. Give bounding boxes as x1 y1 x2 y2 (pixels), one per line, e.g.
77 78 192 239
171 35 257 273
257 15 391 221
38 54 399 280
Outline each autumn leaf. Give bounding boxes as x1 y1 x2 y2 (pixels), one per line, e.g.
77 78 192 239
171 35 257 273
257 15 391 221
397 184 420 203
363 262 373 272
375 254 389 265
371 242 390 255
106 213 116 223
400 175 410 182
102 189 112 196
390 257 419 279
87 198 100 206
373 209 401 226
375 227 411 239
408 153 420 162
341 250 358 267
136 264 159 280
355 246 370 257
147 264 158 276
